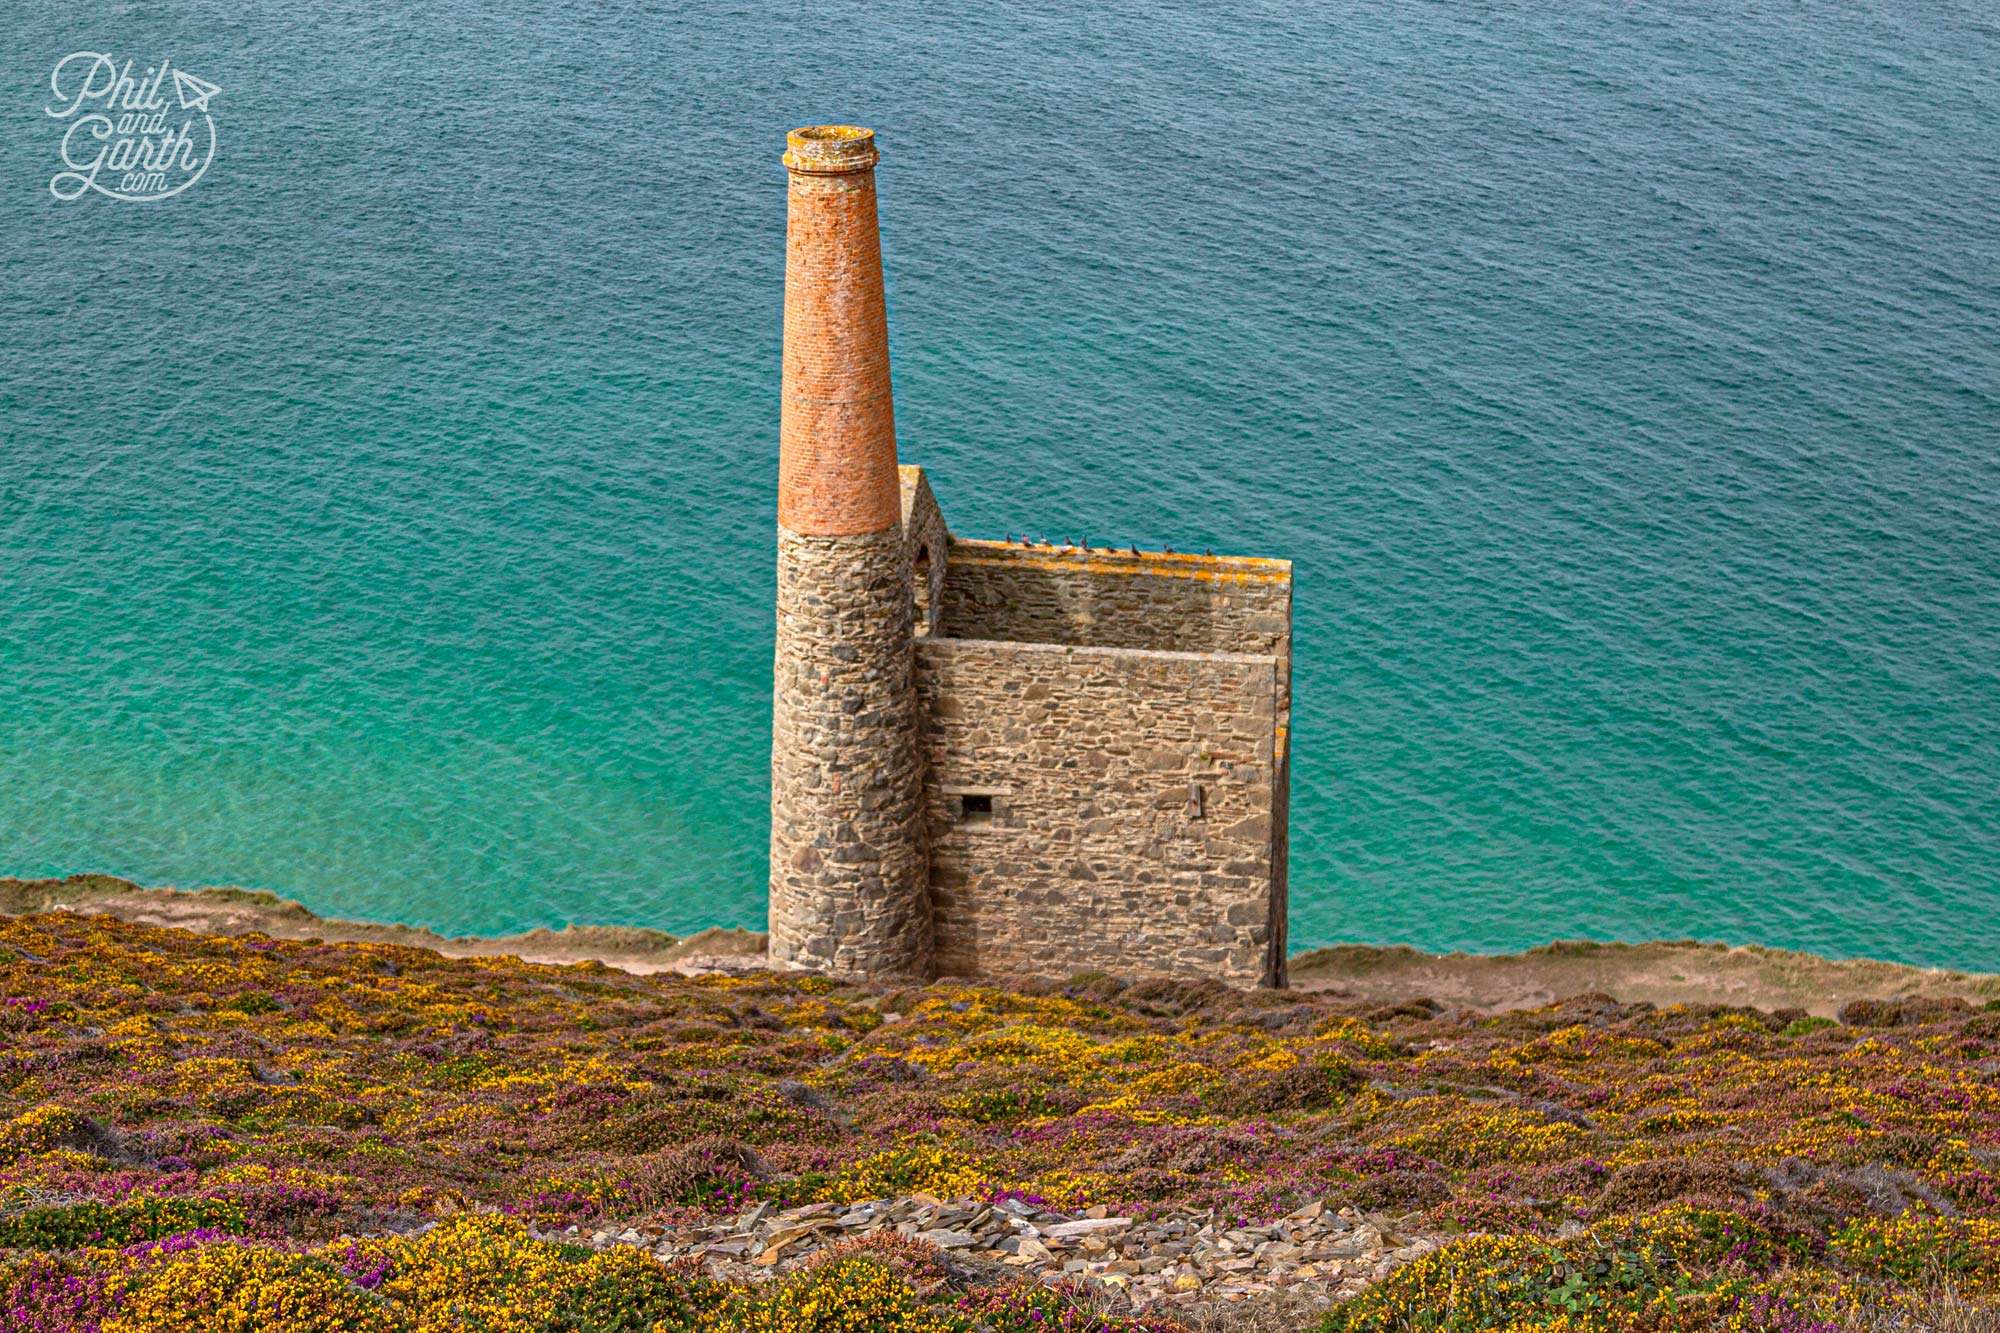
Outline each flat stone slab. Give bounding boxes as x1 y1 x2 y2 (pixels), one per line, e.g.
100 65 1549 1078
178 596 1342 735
1042 1217 1134 1238
915 1228 978 1249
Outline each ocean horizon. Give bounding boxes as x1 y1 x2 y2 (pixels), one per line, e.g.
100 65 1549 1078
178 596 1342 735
4 0 1998 970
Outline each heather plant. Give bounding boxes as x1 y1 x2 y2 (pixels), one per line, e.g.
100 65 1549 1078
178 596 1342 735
1 1249 124 1333
809 1232 956 1297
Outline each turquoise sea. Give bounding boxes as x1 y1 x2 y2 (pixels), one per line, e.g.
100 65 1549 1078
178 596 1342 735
3 1 1998 969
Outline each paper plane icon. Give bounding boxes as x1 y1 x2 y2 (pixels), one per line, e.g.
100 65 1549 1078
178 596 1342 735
172 68 220 112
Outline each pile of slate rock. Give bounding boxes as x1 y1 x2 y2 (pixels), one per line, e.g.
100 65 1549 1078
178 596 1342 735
559 1194 1444 1312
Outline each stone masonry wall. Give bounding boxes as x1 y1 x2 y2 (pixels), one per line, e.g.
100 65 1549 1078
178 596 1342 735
768 526 931 978
913 637 1282 986
938 541 1293 712
899 467 948 638
1267 740 1291 987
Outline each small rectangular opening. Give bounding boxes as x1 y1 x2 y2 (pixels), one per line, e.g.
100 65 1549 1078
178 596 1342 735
960 793 994 822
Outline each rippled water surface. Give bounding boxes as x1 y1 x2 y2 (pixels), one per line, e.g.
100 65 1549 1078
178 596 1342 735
4 0 1998 967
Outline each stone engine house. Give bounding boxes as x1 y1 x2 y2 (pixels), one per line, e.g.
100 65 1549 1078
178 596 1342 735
767 126 1293 988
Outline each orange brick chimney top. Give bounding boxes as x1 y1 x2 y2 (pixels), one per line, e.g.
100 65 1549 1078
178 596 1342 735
783 124 880 174
778 125 901 537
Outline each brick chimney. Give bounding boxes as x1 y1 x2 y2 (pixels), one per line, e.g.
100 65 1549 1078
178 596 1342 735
766 126 932 979
777 125 901 536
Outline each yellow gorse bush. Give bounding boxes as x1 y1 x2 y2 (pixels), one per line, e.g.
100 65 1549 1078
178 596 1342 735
378 1214 578 1333
1489 1024 1670 1070
65 1223 957 1333
1383 1099 1588 1166
1831 1213 2000 1291
733 1256 962 1333
825 1145 991 1203
0 1105 91 1162
104 1244 406 1333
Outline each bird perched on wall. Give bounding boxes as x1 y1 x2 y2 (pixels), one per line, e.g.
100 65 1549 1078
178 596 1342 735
1128 544 1140 555
1205 548 1214 556
1164 546 1176 555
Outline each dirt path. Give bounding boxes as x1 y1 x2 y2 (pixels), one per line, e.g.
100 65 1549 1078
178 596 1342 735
5 873 1993 1015
0 874 764 975
1288 939 1999 1016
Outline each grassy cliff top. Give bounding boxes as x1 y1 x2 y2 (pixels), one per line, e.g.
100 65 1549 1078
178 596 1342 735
2 909 1999 1329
